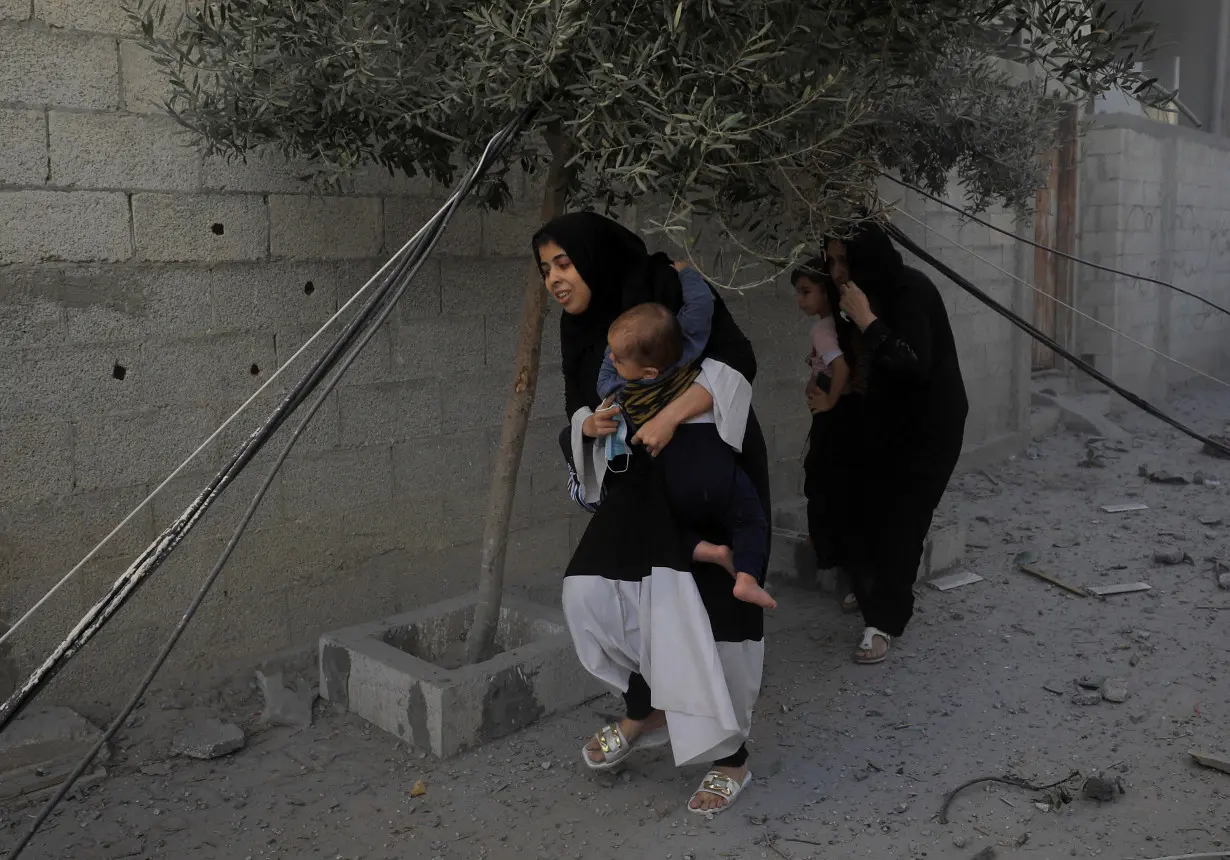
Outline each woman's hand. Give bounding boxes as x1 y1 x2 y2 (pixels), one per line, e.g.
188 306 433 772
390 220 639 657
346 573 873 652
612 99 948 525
807 391 831 414
671 259 689 272
839 281 876 330
632 412 678 457
583 404 620 438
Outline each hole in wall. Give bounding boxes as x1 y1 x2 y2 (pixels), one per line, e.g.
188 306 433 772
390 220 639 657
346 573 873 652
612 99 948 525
210 223 225 236
304 280 315 295
250 364 261 376
112 364 127 381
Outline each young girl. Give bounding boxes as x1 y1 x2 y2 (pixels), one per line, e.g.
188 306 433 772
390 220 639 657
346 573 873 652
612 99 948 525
793 258 851 578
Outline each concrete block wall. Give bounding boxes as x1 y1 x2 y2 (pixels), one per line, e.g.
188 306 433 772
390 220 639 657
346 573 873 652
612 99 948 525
1 6 1034 706
0 8 582 705
1076 114 1230 401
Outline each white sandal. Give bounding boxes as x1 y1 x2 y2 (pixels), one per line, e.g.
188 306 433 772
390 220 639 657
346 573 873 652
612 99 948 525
582 723 670 771
853 627 891 664
688 768 753 818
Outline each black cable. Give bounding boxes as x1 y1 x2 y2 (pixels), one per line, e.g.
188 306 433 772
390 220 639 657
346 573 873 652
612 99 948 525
876 170 1230 318
0 106 536 736
2 106 536 860
883 222 1230 459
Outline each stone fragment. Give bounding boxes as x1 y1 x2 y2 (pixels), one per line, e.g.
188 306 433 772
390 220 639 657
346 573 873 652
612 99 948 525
256 670 317 728
172 720 245 760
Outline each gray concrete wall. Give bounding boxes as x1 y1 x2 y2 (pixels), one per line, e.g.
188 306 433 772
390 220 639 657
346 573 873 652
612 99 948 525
1076 113 1230 402
1 5 1033 707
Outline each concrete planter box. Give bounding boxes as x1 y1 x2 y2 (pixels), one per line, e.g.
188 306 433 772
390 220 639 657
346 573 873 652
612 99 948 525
319 593 603 758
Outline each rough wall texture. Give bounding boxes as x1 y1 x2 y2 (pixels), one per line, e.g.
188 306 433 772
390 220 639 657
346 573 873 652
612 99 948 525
1 6 1032 707
1077 114 1230 402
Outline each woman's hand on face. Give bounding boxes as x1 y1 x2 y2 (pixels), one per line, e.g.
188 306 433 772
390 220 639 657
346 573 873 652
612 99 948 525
583 405 620 438
839 281 875 330
631 412 677 457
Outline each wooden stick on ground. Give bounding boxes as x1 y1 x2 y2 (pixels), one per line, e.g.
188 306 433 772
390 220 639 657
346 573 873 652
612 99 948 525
1018 563 1090 597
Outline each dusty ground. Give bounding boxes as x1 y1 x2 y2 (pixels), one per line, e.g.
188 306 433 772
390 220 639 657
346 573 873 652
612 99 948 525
2 381 1228 860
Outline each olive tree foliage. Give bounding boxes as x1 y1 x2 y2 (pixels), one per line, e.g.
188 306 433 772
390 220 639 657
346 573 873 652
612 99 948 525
131 0 1160 284
128 0 1159 665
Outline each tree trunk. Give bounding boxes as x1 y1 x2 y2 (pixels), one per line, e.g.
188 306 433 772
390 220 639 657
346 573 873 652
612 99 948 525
464 138 569 665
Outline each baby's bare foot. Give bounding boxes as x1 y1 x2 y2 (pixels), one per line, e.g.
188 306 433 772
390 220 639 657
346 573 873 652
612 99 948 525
732 572 777 610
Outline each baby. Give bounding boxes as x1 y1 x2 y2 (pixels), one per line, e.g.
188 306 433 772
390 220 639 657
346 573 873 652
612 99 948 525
598 266 776 610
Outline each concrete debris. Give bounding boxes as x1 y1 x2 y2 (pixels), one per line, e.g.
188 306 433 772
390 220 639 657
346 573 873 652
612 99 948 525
1077 676 1105 691
1102 678 1129 703
0 707 110 801
172 720 245 760
928 571 984 592
1140 466 1189 484
1219 573 1230 591
410 780 427 797
1153 548 1191 566
971 848 997 860
256 670 317 728
1189 750 1230 776
1072 691 1103 707
1082 775 1124 802
1102 503 1149 514
1198 515 1224 526
1088 582 1152 597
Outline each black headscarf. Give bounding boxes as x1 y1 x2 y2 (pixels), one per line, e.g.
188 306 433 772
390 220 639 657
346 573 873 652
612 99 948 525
532 212 682 416
833 220 906 317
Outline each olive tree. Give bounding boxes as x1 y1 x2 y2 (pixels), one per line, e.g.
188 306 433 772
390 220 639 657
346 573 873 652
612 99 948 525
131 0 1159 663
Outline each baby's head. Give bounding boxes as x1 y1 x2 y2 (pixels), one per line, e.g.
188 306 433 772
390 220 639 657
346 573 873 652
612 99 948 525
791 257 833 318
608 303 683 381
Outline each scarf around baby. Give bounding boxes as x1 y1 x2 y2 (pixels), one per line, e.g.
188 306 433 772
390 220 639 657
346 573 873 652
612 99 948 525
618 362 703 430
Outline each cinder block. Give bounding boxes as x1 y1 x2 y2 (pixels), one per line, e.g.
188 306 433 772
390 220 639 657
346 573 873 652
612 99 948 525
482 208 539 257
390 315 485 380
0 267 67 347
279 446 395 519
392 429 489 503
119 40 170 114
339 496 452 561
337 380 442 448
0 24 118 110
0 108 47 186
0 191 130 264
49 112 200 191
0 342 143 421
141 333 277 411
62 265 214 345
0 485 156 580
72 406 216 491
440 258 529 316
270 195 381 260
133 193 267 261
201 149 316 195
383 197 479 257
210 261 360 334
34 0 135 32
1 0 29 20
319 594 605 758
0 420 73 505
274 322 392 391
438 371 504 434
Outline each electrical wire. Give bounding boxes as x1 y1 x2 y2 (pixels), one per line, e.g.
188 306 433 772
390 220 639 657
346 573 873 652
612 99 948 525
0 106 536 737
876 169 1230 318
893 207 1230 391
1 110 525 857
883 222 1230 459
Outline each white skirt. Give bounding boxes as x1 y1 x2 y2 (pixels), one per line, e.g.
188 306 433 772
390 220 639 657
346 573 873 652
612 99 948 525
563 569 764 767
